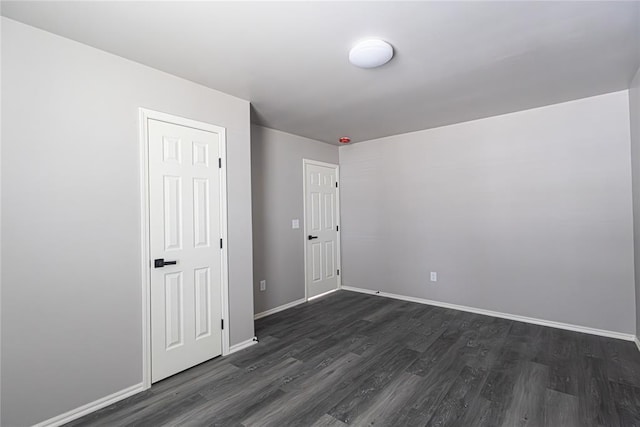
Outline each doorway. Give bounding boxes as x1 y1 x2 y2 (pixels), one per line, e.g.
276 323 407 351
140 109 230 387
303 159 341 299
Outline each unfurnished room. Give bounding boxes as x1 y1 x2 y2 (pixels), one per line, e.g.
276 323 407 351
1 1 640 426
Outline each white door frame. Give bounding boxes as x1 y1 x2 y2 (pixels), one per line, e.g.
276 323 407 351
139 108 230 390
302 159 342 301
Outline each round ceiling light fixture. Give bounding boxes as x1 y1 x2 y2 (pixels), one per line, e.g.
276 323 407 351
349 39 394 69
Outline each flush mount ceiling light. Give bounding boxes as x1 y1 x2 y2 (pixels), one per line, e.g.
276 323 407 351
349 39 394 69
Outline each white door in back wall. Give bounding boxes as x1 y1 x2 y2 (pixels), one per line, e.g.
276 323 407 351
148 118 224 382
304 160 341 299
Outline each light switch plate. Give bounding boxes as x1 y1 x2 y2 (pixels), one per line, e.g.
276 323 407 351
292 219 300 229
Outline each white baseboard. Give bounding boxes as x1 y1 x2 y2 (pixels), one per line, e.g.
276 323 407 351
308 288 339 301
341 285 636 342
254 297 307 320
228 337 258 354
33 383 144 427
634 336 640 353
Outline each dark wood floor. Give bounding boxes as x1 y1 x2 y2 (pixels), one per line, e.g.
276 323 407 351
68 290 640 427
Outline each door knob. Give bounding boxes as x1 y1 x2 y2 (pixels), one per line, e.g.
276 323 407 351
154 258 178 268
308 235 318 240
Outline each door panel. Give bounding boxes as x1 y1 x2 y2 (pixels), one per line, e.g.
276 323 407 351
163 176 183 251
164 271 184 350
194 267 211 340
324 193 334 229
325 241 335 279
305 162 340 298
193 178 210 248
149 119 223 383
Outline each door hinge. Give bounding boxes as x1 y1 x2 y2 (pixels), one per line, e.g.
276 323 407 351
336 225 339 232
218 158 222 168
337 269 340 275
221 319 224 330
336 182 338 188
220 238 223 249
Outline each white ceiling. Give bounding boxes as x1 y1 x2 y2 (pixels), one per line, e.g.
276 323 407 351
2 1 639 145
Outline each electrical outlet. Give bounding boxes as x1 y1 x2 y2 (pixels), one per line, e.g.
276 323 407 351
430 272 437 282
259 280 266 291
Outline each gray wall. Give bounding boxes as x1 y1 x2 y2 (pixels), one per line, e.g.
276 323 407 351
251 125 338 315
1 18 254 426
630 66 640 337
0 17 3 427
339 90 636 335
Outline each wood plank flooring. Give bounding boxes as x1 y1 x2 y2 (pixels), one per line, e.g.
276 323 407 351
68 290 640 426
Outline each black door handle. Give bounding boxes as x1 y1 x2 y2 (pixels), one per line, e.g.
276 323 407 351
308 235 318 240
154 258 178 268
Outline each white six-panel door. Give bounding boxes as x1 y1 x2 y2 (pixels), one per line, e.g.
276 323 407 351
304 161 340 299
148 118 223 382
